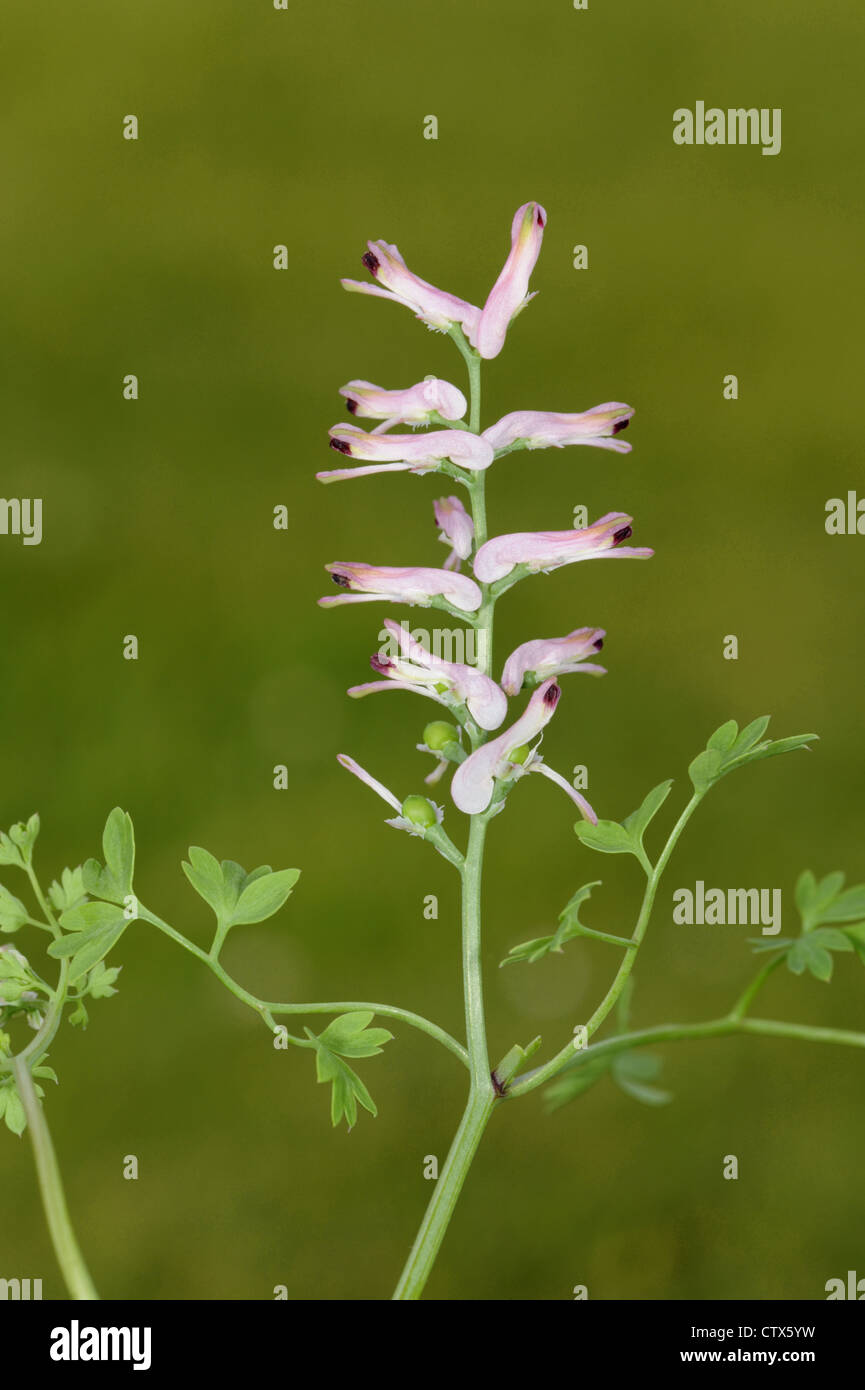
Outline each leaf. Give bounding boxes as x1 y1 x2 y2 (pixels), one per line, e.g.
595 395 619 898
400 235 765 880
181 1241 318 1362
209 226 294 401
0 1084 26 1136
87 961 122 999
794 870 865 931
689 719 817 795
688 748 724 792
501 882 623 967
545 1056 612 1109
622 780 674 847
53 901 126 939
0 884 29 933
181 846 225 915
48 903 128 984
0 814 40 869
68 1000 89 1028
787 935 834 982
317 1011 393 1058
612 1051 673 1106
48 866 88 915
305 1013 393 1130
229 869 301 927
575 819 635 855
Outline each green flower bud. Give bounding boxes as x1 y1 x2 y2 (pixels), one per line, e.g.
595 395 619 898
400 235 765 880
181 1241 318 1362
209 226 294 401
507 743 532 766
423 721 461 752
401 795 439 829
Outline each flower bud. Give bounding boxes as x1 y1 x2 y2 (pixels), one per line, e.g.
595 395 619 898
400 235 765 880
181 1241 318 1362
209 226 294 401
507 744 532 766
423 721 460 752
401 795 439 829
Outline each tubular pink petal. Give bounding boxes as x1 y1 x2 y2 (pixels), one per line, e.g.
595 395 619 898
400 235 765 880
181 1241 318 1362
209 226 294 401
328 424 493 472
347 680 448 709
473 513 651 583
473 202 547 360
381 619 507 731
501 627 607 695
450 679 561 814
346 241 481 337
316 462 416 484
339 378 467 426
323 563 483 613
337 754 402 813
482 404 634 452
530 762 597 823
434 496 474 563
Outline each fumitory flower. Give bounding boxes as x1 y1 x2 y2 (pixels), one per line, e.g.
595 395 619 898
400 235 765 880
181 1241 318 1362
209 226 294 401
450 679 596 820
434 496 474 570
338 378 467 430
482 404 634 454
342 240 481 338
319 563 483 613
319 425 493 484
502 628 607 697
348 619 507 731
473 202 546 360
473 513 653 584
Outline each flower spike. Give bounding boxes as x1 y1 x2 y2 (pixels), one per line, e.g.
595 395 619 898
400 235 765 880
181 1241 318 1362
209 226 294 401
473 513 653 584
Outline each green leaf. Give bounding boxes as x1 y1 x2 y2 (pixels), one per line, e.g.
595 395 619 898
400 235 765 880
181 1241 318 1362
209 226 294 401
48 866 88 915
794 870 865 931
501 882 626 967
612 1051 673 1106
546 1056 612 1109
228 868 301 927
689 719 817 796
575 819 635 855
181 846 225 915
305 1012 393 1129
622 780 674 845
102 808 135 899
0 1084 26 1136
787 935 834 982
0 884 29 933
53 901 126 939
69 1000 89 1028
0 815 40 869
87 961 122 998
688 747 724 792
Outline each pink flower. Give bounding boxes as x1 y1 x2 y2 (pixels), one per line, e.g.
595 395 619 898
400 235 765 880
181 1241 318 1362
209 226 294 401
342 240 481 338
483 404 634 454
434 496 474 570
318 425 493 484
472 202 547 360
348 619 507 731
473 513 653 584
319 562 483 613
450 679 596 820
339 378 467 430
502 628 607 696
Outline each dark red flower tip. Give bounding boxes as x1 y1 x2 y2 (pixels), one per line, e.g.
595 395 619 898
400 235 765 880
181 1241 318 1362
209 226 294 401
613 525 633 544
330 438 352 455
362 250 380 276
543 681 561 709
369 654 394 674
536 209 545 228
593 637 604 651
345 398 358 415
331 572 351 588
611 418 629 435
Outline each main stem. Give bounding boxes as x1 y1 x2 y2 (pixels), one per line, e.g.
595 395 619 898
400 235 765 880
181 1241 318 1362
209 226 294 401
13 1057 99 1300
392 339 496 1300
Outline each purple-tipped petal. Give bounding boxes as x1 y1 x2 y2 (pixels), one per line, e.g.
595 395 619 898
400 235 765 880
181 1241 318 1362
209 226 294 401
381 619 507 731
343 241 481 337
320 563 483 613
502 627 607 696
337 754 402 813
451 679 561 814
472 202 546 360
328 424 493 472
339 378 467 426
473 513 653 583
483 404 634 453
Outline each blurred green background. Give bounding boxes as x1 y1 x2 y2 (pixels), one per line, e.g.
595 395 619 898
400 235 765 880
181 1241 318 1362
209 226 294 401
2 0 864 1300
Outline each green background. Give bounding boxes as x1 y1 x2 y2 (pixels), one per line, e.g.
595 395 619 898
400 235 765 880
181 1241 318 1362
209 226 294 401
2 0 863 1299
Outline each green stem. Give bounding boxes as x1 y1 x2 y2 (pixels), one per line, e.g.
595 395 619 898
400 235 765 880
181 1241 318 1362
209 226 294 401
392 330 495 1301
507 793 704 1097
137 906 468 1068
12 1056 99 1300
